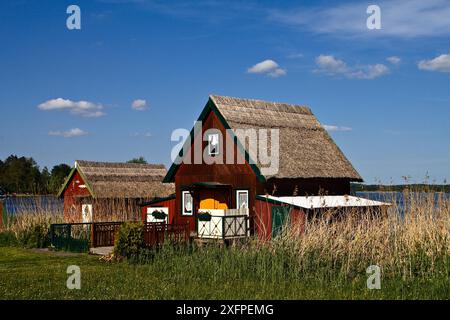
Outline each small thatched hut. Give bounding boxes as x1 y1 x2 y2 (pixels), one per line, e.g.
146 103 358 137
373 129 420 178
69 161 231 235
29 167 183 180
58 160 174 223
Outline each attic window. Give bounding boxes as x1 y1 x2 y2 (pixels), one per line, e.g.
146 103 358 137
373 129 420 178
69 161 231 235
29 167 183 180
208 133 219 156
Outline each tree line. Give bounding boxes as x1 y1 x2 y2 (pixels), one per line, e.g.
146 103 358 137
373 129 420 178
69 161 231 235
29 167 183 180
351 183 450 193
0 155 71 195
0 155 149 195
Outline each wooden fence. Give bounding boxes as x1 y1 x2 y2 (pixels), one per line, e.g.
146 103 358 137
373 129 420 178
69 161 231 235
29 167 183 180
50 221 190 251
92 222 123 247
50 221 124 250
143 222 190 248
0 201 3 230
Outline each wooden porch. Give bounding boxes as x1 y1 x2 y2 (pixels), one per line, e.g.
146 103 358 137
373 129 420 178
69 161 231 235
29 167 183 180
49 221 190 251
195 208 250 240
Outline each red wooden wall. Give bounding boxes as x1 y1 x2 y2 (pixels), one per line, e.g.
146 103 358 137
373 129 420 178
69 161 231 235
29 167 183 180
63 171 91 222
141 198 176 224
254 199 305 241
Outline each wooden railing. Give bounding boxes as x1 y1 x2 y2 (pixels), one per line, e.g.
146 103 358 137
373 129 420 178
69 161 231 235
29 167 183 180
50 221 190 251
143 222 190 248
92 222 123 247
50 222 93 252
50 221 124 250
197 212 250 240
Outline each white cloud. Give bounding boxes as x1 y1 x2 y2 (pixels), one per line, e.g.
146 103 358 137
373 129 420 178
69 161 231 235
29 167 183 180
418 54 450 73
269 0 450 38
38 98 105 118
132 99 148 111
268 68 287 77
247 59 287 78
315 55 389 80
323 125 352 132
387 56 401 65
315 55 348 74
350 64 390 80
48 128 88 138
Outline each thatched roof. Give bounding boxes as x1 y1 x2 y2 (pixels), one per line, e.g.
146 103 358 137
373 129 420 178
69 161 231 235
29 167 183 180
60 160 174 198
209 95 362 181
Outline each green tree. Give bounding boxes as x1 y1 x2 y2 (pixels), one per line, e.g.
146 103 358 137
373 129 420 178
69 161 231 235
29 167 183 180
127 157 147 164
0 155 71 195
40 167 51 194
49 164 72 194
0 155 41 194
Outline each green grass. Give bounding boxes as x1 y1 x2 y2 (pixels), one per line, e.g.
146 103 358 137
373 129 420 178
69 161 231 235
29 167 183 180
0 247 448 300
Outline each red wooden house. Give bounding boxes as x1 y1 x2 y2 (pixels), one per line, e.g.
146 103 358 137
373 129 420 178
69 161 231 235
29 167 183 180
141 95 388 240
58 160 174 223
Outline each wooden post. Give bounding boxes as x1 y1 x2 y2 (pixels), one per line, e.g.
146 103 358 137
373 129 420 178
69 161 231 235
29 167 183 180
91 223 96 248
0 202 3 230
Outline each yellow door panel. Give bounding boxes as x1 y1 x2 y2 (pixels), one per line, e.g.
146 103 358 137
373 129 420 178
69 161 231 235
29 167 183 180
199 190 229 210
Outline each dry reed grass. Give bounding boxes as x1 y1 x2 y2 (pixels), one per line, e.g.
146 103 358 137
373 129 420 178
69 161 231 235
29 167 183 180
264 190 449 279
1 197 63 246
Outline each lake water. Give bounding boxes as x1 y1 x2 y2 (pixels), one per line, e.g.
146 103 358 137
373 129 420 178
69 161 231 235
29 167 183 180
1 196 63 215
355 191 449 205
1 192 448 215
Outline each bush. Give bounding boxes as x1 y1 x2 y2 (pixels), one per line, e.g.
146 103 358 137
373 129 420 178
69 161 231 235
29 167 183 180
0 231 17 247
16 223 50 248
114 222 145 259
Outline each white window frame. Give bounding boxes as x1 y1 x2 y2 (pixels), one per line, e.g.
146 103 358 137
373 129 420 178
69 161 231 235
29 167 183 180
182 191 193 216
236 190 249 209
207 133 219 156
147 207 169 224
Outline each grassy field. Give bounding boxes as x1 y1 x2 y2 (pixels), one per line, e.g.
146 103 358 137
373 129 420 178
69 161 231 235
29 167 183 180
0 246 448 300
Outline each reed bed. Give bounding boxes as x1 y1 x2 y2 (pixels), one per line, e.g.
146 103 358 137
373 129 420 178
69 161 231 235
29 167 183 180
0 197 64 247
270 191 449 280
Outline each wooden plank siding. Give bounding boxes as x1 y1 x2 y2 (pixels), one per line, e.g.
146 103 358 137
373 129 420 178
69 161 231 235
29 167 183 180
141 197 176 224
63 171 91 222
264 177 352 196
254 198 305 241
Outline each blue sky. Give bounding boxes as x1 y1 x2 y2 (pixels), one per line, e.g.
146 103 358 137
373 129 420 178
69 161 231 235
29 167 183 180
0 0 449 184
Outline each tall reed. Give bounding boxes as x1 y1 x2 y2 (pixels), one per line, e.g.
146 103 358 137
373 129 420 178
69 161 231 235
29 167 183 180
1 197 63 247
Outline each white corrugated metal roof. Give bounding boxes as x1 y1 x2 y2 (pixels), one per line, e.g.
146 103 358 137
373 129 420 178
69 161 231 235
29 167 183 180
259 195 390 209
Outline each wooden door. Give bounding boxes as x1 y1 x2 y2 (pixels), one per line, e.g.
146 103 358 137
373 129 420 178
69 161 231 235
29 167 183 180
271 206 290 238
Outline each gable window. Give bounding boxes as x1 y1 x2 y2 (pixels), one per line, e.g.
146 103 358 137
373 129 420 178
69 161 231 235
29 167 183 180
236 190 249 209
207 133 219 156
182 191 193 215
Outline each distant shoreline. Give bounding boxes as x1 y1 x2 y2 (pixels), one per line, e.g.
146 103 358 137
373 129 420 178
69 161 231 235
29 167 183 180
351 183 450 193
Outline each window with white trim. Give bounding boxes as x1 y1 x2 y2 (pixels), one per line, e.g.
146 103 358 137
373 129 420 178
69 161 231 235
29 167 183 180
182 191 193 215
207 133 219 156
236 190 249 209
